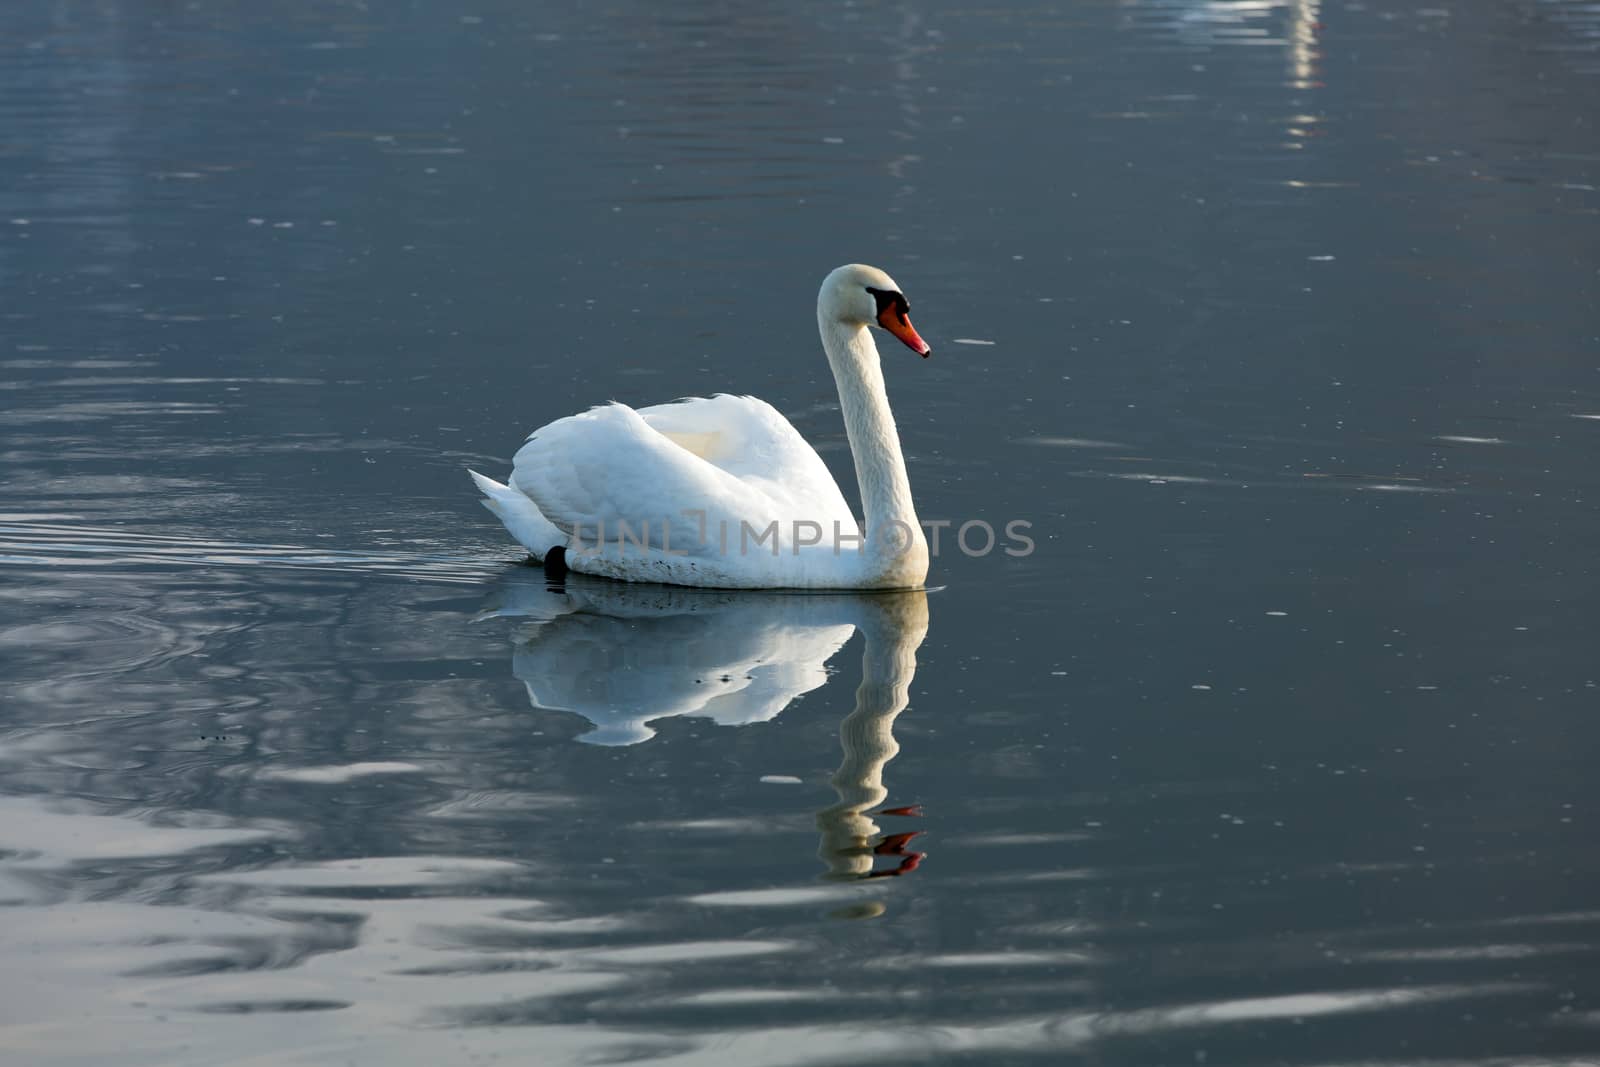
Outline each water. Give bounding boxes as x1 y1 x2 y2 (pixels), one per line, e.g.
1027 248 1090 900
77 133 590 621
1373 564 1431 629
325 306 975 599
2 0 1597 1063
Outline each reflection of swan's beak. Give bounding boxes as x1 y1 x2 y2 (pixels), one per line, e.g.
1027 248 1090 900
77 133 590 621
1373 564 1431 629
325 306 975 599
865 830 925 878
879 805 922 818
879 309 931 357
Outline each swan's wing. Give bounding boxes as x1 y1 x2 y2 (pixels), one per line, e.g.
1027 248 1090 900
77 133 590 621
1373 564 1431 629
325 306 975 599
511 402 789 554
636 394 854 524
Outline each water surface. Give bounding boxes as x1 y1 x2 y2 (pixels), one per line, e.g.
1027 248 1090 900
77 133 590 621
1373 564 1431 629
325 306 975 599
2 1 1598 1064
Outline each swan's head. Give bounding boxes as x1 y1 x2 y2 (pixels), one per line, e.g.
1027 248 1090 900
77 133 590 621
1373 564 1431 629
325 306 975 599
819 263 931 358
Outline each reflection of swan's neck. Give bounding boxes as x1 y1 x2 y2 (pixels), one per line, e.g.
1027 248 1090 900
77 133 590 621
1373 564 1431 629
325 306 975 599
819 317 925 568
817 595 929 880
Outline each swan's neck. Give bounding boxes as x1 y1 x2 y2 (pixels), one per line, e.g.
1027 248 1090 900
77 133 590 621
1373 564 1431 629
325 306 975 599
819 317 925 570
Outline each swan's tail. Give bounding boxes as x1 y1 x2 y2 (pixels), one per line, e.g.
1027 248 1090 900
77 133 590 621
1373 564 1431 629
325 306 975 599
468 469 565 561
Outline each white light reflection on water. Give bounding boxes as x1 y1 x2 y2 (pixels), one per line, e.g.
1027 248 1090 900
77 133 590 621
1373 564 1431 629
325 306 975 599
1128 0 1322 84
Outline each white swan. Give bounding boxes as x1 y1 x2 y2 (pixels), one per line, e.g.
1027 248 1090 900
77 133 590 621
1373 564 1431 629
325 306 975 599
469 263 932 589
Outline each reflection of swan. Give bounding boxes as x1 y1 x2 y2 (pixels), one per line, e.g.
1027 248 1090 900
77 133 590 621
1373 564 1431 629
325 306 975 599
815 590 928 885
469 264 932 590
483 574 930 891
483 571 928 748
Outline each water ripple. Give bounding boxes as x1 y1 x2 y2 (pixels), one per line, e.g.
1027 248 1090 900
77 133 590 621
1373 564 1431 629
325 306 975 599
0 519 506 584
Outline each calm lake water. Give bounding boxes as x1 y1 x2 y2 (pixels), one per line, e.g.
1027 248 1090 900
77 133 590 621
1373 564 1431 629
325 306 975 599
2 1 1598 1064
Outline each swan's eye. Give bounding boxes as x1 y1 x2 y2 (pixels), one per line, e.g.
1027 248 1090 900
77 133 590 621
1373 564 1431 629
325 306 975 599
864 286 909 324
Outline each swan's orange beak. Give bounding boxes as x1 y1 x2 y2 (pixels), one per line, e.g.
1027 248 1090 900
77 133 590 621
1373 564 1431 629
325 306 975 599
879 308 932 357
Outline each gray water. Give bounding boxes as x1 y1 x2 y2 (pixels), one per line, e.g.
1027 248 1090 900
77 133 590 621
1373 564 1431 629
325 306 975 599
2 1 1598 1064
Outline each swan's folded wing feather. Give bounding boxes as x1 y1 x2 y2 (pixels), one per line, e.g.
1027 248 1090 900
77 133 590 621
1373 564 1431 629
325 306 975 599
636 394 854 525
510 403 766 553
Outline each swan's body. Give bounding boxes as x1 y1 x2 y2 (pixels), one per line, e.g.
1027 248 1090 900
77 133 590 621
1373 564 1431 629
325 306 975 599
470 264 932 589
